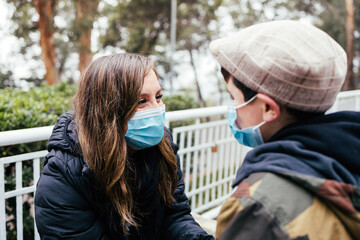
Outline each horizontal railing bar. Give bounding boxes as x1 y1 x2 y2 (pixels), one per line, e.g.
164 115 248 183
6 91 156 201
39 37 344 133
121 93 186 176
4 186 35 199
336 90 360 98
0 151 48 164
200 205 223 219
0 126 54 147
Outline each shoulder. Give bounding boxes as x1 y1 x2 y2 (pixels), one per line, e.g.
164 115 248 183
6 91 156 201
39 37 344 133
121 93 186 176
229 172 313 211
47 112 82 156
44 147 86 178
216 172 339 240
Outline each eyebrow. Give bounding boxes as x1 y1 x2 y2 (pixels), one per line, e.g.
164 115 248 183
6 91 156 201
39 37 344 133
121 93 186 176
140 88 162 97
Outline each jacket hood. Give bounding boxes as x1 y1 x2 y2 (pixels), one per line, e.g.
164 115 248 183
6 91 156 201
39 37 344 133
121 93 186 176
47 112 82 156
233 111 360 187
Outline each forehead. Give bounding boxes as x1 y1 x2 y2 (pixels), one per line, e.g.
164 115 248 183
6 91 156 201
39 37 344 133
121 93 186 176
141 70 161 93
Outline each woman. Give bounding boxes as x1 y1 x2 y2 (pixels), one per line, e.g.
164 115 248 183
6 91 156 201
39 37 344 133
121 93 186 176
34 53 213 240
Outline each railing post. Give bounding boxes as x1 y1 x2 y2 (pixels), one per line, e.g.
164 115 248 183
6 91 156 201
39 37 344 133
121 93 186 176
16 161 23 240
34 158 41 240
0 162 6 240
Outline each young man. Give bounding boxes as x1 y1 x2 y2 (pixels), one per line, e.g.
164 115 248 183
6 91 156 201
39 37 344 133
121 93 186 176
209 20 360 240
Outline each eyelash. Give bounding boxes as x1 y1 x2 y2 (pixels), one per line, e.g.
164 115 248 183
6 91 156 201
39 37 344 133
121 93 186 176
138 94 163 105
138 99 147 105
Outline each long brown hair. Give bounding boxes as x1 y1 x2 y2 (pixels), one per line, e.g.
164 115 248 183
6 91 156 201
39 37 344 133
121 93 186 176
73 53 178 232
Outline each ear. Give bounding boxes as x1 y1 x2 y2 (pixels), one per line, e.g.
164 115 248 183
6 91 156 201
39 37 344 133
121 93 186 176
256 93 280 123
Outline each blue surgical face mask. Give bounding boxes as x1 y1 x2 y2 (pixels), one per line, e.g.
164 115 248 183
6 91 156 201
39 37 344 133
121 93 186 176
125 105 165 149
228 96 265 148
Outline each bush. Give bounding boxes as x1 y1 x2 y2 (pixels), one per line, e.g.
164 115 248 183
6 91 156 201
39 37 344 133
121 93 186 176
0 82 77 157
163 94 201 130
0 82 77 132
163 94 201 112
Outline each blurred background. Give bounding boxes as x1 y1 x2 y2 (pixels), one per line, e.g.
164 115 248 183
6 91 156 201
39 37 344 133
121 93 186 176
0 0 359 107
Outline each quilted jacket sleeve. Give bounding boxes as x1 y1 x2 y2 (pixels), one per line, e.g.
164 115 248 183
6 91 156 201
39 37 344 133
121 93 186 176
34 151 110 240
161 128 214 240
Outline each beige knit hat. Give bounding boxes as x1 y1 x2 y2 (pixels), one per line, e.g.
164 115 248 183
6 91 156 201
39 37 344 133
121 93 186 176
209 20 347 112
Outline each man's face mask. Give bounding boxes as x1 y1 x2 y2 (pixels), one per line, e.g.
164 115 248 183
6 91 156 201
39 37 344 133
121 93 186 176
125 105 165 149
228 96 265 148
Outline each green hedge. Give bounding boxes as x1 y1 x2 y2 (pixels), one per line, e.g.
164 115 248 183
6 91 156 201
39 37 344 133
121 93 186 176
163 94 201 130
0 82 77 132
0 82 77 158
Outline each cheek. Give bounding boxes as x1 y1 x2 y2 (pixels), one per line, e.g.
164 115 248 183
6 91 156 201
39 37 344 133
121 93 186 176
235 108 262 129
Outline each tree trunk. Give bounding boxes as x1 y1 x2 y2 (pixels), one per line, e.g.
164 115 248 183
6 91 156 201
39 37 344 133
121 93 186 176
342 0 355 91
33 0 60 85
188 49 206 107
75 0 100 73
78 29 93 73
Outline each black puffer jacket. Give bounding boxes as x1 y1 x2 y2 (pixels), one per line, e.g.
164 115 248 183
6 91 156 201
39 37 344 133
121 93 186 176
34 112 213 240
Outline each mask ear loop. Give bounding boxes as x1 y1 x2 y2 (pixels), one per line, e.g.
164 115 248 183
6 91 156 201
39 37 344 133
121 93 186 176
253 121 266 130
234 95 257 110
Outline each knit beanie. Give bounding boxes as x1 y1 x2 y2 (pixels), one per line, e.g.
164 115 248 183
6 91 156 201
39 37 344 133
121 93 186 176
209 20 347 112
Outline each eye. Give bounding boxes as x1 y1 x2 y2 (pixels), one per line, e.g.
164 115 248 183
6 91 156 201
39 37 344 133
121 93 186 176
156 93 163 100
138 98 147 105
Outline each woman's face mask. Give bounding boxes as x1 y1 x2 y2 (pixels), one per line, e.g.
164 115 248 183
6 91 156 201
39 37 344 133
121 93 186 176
125 105 165 149
228 96 266 148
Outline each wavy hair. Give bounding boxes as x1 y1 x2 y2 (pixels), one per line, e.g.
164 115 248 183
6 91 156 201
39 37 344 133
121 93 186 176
73 53 178 233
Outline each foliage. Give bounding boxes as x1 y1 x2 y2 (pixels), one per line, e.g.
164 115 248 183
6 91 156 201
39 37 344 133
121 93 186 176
163 94 201 112
0 82 77 156
100 0 171 55
176 0 223 106
163 94 201 130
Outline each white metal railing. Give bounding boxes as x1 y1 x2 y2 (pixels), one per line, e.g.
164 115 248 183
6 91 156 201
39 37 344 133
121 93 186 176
1 89 360 239
173 119 250 217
